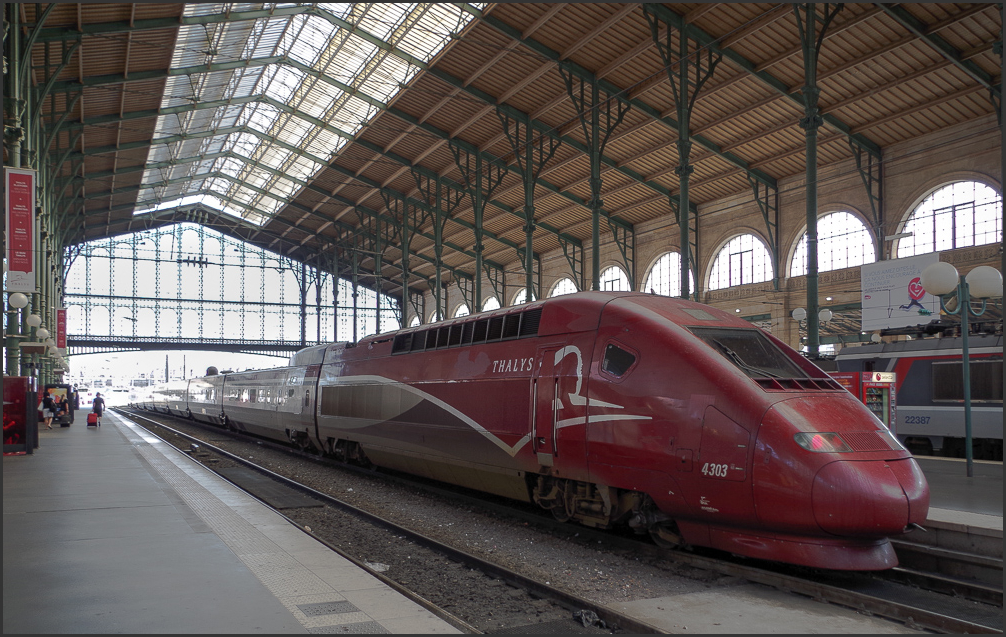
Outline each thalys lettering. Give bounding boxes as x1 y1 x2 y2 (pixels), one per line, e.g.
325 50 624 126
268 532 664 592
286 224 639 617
136 291 929 571
492 357 534 374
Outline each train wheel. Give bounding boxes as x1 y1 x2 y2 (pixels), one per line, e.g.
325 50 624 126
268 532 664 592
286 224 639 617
649 521 684 550
549 479 574 523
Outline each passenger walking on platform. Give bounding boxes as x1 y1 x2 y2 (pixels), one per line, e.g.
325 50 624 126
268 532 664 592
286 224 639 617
40 391 56 429
92 392 106 427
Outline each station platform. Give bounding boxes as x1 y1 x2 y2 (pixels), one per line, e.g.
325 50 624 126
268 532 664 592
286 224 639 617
915 456 1003 528
2 410 459 634
3 413 1000 635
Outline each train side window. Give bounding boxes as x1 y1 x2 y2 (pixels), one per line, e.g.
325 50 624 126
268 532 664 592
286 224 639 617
487 316 504 341
393 332 412 353
519 307 542 337
409 331 423 352
437 326 451 348
461 321 475 345
472 319 489 343
501 314 521 339
449 323 464 347
602 343 637 377
933 360 1003 402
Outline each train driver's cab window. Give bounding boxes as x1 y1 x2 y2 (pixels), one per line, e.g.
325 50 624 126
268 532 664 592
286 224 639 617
602 343 636 377
690 327 806 380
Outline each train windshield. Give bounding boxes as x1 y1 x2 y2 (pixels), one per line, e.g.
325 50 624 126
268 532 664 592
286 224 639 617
689 327 806 380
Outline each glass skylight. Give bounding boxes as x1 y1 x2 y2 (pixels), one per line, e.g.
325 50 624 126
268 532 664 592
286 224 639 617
136 3 483 225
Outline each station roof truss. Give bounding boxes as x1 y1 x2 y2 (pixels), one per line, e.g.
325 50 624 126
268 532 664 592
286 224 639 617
15 2 1003 302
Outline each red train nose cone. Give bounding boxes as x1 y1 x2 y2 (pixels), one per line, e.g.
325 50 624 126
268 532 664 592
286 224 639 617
812 458 929 537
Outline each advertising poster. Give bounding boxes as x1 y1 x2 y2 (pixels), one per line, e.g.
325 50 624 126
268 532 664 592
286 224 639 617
860 253 941 332
57 308 67 349
5 167 36 293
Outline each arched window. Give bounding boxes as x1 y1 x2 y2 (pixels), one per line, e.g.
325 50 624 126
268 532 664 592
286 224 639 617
482 297 500 311
599 265 630 291
549 277 578 297
409 315 420 327
453 304 470 318
428 310 443 323
708 234 773 290
643 252 694 296
512 288 537 305
790 211 876 276
897 181 1002 257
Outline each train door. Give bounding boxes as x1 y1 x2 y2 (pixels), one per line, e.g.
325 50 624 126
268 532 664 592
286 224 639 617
532 346 563 466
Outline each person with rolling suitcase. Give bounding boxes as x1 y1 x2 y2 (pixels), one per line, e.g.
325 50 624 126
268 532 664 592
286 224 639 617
92 392 106 427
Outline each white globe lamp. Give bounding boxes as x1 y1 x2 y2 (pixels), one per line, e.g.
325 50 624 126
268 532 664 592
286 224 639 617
8 292 29 309
36 327 50 340
965 266 1003 299
26 313 42 328
920 261 959 296
791 307 807 321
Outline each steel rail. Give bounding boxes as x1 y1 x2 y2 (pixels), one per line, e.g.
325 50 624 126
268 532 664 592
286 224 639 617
114 408 665 634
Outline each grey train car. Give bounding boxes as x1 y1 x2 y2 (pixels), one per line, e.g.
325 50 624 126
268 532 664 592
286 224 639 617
835 335 1003 460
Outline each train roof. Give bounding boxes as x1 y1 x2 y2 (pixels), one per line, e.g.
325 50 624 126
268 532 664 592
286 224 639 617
836 334 1003 358
285 292 773 366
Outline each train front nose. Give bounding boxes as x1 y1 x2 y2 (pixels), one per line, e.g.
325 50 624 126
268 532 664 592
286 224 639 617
812 457 930 536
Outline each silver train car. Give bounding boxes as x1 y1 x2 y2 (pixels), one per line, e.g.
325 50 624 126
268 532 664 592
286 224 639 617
835 335 1003 460
137 346 326 450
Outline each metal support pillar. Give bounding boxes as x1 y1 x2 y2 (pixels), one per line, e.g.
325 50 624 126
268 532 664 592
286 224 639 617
559 68 630 290
450 142 506 309
336 244 344 340
850 142 885 259
351 243 359 343
794 3 843 358
412 172 460 320
558 235 584 291
497 109 559 301
745 173 780 289
299 261 307 346
645 7 721 300
483 262 505 310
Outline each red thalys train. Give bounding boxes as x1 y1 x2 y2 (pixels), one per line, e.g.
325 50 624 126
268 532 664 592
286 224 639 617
137 292 929 570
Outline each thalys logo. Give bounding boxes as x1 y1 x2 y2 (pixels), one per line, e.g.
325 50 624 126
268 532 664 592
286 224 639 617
551 346 651 431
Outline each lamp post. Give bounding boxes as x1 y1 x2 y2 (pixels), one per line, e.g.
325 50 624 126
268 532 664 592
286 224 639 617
791 306 833 355
920 263 1003 477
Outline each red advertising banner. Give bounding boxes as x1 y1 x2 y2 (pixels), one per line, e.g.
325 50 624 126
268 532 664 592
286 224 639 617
56 308 67 349
5 167 36 293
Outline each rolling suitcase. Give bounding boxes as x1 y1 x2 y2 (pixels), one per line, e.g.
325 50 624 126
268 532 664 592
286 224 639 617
87 412 98 426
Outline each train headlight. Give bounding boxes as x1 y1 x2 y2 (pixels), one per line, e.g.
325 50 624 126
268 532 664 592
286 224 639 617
794 432 853 453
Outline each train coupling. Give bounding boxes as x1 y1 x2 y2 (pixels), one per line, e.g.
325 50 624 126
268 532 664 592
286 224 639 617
905 522 927 533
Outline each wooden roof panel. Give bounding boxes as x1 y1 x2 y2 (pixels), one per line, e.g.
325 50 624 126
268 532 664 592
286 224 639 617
16 2 999 293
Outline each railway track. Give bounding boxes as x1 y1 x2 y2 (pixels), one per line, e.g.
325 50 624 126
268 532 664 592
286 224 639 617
116 407 1003 634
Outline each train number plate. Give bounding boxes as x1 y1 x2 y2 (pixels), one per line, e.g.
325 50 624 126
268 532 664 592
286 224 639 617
701 462 729 478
